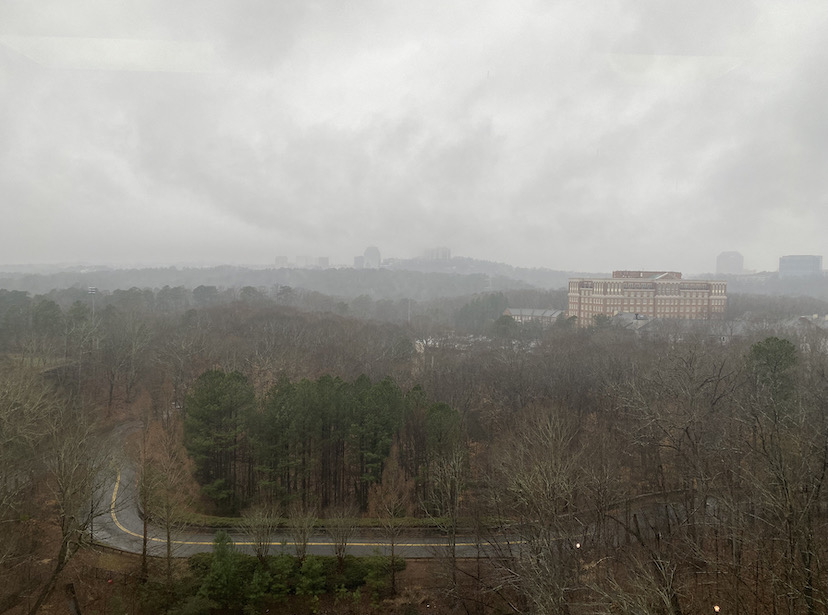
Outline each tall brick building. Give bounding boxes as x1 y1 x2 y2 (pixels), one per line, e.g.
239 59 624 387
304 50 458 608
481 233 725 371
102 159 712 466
567 271 727 325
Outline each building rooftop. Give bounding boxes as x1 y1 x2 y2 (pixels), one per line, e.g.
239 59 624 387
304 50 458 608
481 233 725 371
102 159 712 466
612 271 682 280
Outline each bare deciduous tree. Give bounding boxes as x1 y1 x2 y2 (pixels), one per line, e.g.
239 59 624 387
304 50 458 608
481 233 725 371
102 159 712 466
142 416 195 585
487 408 586 613
28 402 112 615
240 504 282 563
425 444 467 585
325 504 359 568
287 501 318 562
0 363 58 611
368 443 415 595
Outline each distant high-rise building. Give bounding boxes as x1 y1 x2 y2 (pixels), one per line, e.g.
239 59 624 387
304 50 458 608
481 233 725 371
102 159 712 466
567 270 727 326
779 255 823 278
363 246 381 269
716 251 744 275
423 246 451 260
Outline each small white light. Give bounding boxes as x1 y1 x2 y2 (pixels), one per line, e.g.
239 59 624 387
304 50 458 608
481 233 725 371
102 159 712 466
575 542 581 549
713 606 720 613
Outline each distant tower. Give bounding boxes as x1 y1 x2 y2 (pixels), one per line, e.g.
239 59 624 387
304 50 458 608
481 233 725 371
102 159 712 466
363 246 381 269
423 246 451 260
779 255 823 278
716 251 744 275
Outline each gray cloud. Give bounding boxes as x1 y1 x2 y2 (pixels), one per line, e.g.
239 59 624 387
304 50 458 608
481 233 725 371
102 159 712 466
0 0 826 274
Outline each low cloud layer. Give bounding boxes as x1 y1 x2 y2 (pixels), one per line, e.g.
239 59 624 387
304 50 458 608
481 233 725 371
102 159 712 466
1 0 826 274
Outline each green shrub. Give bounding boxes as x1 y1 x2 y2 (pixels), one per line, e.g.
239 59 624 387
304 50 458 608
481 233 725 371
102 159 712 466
296 556 326 597
155 548 404 612
198 531 246 609
188 552 213 578
339 555 370 590
267 554 297 599
246 564 273 605
363 556 390 600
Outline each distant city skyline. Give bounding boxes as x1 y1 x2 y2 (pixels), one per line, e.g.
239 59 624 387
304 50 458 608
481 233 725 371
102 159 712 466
1 245 823 277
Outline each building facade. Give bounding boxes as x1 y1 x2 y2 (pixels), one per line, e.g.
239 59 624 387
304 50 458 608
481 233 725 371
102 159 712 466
363 246 381 269
779 255 823 278
716 251 744 275
423 246 451 260
567 271 727 325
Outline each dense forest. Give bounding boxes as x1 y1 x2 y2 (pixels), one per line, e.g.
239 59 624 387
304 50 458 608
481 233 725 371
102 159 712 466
182 371 463 514
2 276 828 613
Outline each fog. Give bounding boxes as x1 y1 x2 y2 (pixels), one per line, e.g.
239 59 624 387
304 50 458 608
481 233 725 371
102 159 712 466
1 1 826 274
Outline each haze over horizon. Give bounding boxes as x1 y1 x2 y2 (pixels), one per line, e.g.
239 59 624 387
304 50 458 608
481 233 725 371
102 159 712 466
1 1 827 275
0 253 785 278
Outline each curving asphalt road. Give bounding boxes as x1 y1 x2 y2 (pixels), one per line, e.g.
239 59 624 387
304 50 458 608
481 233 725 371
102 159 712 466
91 427 683 563
92 456 486 559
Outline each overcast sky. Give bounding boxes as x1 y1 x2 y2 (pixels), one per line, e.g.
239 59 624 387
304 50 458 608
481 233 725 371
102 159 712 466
1 1 826 274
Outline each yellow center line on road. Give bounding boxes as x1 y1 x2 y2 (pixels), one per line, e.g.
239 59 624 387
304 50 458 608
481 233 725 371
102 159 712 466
108 470 481 549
